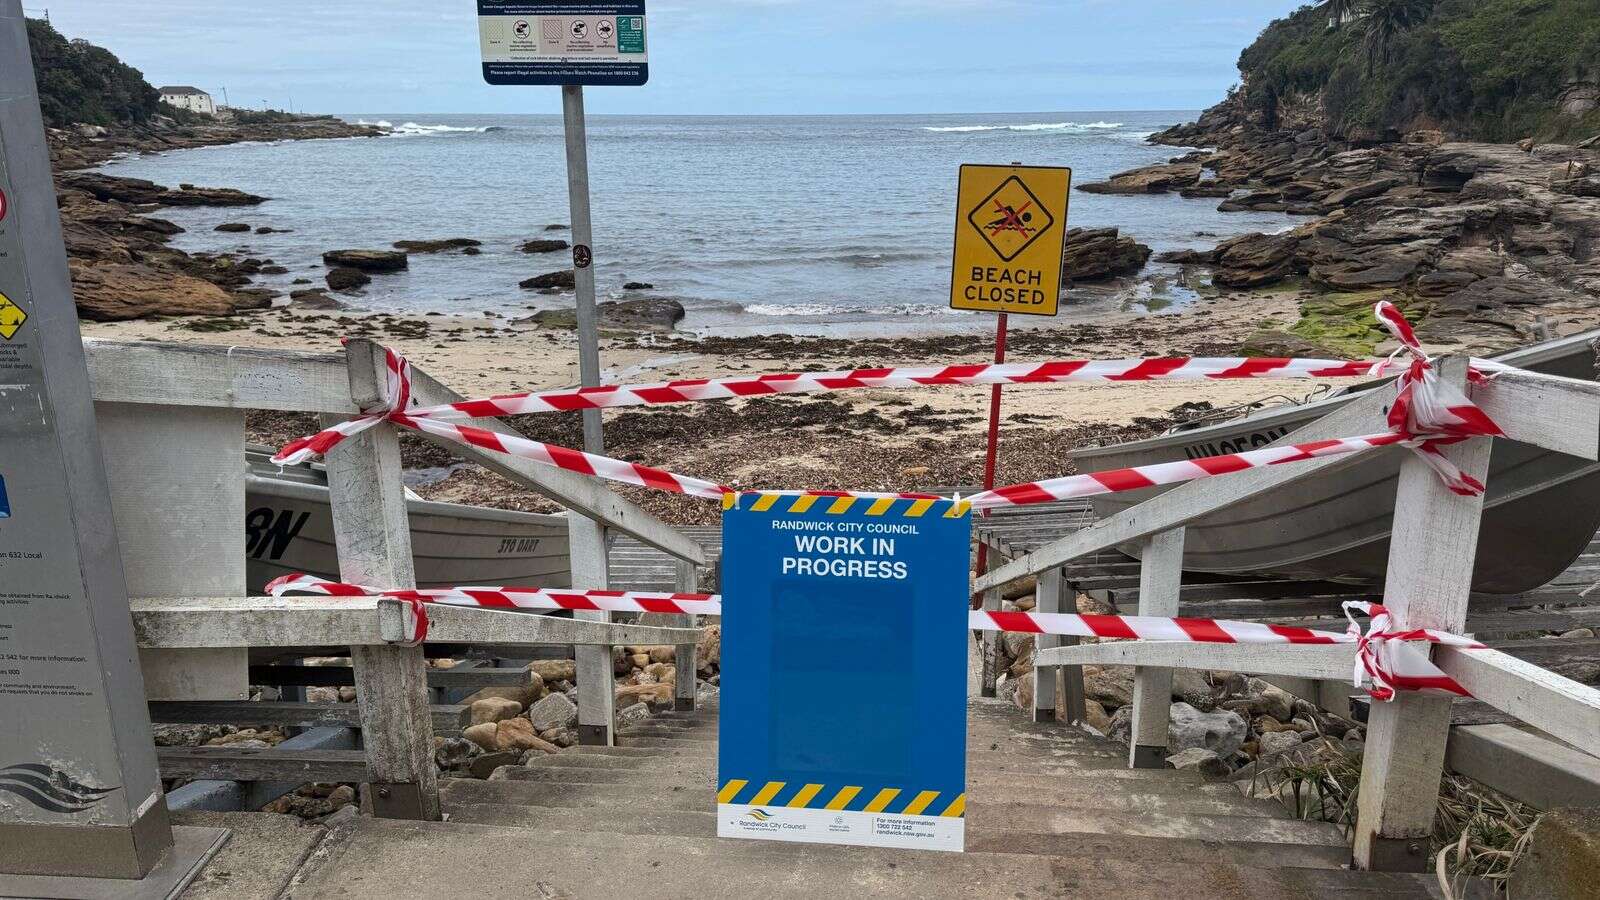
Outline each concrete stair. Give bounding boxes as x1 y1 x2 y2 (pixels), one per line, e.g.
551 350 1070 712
285 699 1441 899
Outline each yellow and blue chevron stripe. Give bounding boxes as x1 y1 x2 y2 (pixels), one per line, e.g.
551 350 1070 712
721 492 971 519
717 779 966 818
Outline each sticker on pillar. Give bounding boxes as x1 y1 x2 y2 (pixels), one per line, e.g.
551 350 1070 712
0 186 8 223
717 492 971 851
0 474 10 518
0 291 25 340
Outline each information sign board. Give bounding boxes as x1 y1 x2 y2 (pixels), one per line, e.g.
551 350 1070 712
717 493 970 851
478 1 648 86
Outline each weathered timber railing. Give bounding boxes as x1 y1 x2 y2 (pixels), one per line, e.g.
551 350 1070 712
85 336 709 820
976 357 1600 872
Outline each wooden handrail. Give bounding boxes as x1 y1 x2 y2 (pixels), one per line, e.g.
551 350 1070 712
129 595 700 648
83 337 707 565
973 358 1600 594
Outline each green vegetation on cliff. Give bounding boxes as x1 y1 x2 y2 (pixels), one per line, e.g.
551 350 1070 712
1239 0 1600 142
26 18 166 128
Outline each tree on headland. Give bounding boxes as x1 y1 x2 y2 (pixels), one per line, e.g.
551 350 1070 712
25 17 162 127
1360 0 1435 71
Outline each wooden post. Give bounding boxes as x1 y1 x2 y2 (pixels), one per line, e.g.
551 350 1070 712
1032 568 1060 721
323 340 439 820
980 584 1002 698
1129 527 1185 768
1033 568 1085 723
673 559 699 712
569 514 615 745
1353 358 1490 872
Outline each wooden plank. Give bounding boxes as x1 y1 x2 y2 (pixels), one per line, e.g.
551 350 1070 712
1473 366 1600 461
569 514 615 746
1354 358 1490 873
980 584 1002 698
377 599 697 647
1446 724 1600 811
130 597 697 650
1031 569 1058 720
84 339 354 414
325 340 439 821
673 559 699 712
973 377 1400 594
96 401 249 702
1435 646 1600 759
148 700 470 734
157 747 372 784
400 364 707 566
1129 528 1184 769
1035 640 1356 680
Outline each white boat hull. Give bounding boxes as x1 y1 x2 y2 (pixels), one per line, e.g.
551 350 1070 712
244 456 570 593
1070 330 1600 594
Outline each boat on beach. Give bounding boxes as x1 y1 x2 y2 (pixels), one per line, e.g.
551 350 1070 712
245 450 571 593
1069 329 1600 594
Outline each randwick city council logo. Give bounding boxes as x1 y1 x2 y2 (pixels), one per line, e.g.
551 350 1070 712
744 809 773 822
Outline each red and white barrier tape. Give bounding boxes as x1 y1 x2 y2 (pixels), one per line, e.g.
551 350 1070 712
407 357 1391 421
273 304 1504 506
268 575 1480 699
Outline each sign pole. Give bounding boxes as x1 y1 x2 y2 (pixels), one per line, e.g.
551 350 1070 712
480 0 650 749
973 312 1007 581
561 83 604 454
560 77 614 747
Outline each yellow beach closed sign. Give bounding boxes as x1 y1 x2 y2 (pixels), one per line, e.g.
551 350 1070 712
949 164 1071 316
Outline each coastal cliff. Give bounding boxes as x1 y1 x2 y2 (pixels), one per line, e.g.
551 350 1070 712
1078 2 1600 355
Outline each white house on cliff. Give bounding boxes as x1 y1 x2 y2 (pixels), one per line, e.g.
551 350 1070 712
158 85 215 115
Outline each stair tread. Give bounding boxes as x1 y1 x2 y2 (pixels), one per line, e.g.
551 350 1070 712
287 818 1435 899
442 802 1358 871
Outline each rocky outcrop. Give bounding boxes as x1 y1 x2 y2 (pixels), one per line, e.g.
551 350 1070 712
1078 160 1203 195
1212 232 1304 288
530 297 686 332
393 238 481 253
520 269 576 290
321 249 408 272
1062 227 1151 281
60 172 266 207
1142 96 1600 349
68 262 238 320
326 266 371 291
521 239 570 254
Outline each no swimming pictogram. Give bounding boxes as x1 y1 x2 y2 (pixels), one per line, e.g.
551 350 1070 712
969 175 1055 262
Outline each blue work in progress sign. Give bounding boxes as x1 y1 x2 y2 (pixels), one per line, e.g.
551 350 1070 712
477 1 648 86
717 493 970 851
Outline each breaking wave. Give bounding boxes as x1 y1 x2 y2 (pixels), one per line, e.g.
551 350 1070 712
360 120 503 136
745 302 963 317
921 121 1123 133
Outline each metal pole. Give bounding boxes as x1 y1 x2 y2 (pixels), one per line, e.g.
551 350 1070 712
561 83 613 745
562 83 604 454
972 312 1008 582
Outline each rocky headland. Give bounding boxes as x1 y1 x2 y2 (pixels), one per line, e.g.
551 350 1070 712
51 117 383 320
1081 96 1600 355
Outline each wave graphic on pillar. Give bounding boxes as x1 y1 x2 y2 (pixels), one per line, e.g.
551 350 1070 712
0 763 119 814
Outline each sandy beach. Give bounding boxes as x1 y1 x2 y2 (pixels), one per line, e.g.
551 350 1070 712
82 283 1371 525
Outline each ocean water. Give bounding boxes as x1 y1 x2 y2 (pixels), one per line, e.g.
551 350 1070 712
97 112 1297 336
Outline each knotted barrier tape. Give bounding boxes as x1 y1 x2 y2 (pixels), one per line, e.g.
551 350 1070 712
268 575 1482 699
272 305 1508 507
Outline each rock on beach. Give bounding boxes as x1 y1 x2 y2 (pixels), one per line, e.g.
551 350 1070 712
322 249 409 272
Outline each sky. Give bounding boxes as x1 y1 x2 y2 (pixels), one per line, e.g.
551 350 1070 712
39 1 1308 116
